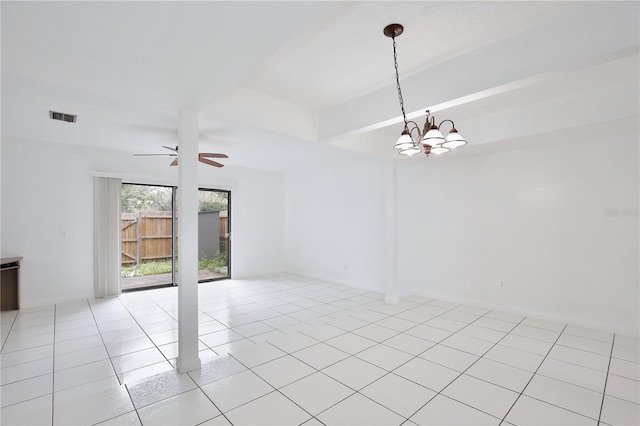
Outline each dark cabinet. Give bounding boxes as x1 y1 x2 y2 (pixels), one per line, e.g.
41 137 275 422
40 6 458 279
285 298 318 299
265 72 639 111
1 257 22 310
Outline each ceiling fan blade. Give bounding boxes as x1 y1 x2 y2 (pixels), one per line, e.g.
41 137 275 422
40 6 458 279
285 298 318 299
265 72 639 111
136 144 225 168
199 157 224 168
198 153 228 159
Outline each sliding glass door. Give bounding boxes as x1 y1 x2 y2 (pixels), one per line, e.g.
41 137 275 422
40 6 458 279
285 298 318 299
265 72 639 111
197 189 230 281
121 184 175 291
120 184 230 291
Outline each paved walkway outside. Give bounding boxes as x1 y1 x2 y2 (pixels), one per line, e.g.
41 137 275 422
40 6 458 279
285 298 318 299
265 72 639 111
121 270 227 290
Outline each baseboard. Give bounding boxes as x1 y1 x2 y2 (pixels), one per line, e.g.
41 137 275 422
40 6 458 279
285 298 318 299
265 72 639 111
411 288 638 337
231 268 289 280
283 269 385 295
161 270 638 337
19 292 97 311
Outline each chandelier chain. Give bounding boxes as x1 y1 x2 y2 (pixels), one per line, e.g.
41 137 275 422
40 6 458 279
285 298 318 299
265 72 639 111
392 36 409 129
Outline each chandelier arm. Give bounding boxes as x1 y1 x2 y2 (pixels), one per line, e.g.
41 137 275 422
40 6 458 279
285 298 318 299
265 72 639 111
391 36 409 128
406 120 423 145
438 119 456 131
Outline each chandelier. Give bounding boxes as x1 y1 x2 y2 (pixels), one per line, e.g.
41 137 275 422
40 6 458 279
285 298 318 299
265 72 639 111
384 23 468 157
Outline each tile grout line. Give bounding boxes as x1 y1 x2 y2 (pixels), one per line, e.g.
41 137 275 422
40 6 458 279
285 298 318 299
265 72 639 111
543 347 615 373
122 280 354 387
181 278 640 424
0 312 63 411
596 334 616 426
297 301 478 423
222 280 628 422
497 323 568 426
0 286 364 420
9 275 633 425
122 289 258 423
190 365 274 425
506 374 613 423
0 311 20 353
395 312 528 425
552 342 620 360
204 297 438 424
446 322 619 385
328 302 529 423
364 302 630 423
149 291 280 359
192 291 344 424
116 296 177 358
116 294 203 371
226 317 362 420
85 299 126 386
285 297 444 376
274 386 326 424
122 380 145 425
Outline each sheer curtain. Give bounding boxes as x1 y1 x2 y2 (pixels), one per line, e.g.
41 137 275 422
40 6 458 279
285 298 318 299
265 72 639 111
94 177 122 297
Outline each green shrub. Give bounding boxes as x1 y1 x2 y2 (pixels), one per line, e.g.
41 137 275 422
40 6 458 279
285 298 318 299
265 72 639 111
199 252 228 271
122 260 173 277
122 253 227 277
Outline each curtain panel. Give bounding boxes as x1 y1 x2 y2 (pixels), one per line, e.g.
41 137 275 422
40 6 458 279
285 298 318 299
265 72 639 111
94 177 122 297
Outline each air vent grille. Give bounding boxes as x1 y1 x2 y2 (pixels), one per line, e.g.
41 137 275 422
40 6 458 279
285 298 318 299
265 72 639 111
49 110 77 123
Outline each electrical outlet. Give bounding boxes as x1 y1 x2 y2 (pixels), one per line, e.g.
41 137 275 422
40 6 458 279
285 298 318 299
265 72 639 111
500 281 504 288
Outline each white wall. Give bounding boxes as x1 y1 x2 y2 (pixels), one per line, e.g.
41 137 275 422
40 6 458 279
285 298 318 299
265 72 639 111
284 157 388 292
4 132 637 335
2 139 96 306
226 167 285 278
397 134 639 334
1 138 286 307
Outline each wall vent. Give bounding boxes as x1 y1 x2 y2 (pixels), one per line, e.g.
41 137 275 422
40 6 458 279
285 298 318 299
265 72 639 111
49 110 77 123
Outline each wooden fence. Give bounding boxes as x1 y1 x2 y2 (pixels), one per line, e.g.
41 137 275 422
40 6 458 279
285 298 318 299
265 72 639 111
121 211 228 266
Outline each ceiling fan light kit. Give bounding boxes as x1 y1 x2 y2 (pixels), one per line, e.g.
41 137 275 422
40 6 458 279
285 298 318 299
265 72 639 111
384 23 468 157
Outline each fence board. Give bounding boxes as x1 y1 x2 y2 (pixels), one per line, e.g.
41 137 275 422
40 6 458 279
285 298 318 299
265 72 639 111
121 210 228 267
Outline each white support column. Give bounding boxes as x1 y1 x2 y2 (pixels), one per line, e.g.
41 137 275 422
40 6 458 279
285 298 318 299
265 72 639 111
176 109 201 373
384 160 400 304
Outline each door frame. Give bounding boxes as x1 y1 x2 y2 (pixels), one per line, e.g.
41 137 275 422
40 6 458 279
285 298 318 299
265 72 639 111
197 187 231 283
121 183 232 292
121 182 176 292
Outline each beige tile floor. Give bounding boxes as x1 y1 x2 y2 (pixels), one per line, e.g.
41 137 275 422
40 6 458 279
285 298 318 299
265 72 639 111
1 273 638 425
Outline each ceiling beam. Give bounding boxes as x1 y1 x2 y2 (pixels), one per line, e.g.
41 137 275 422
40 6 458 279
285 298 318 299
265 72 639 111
318 2 639 141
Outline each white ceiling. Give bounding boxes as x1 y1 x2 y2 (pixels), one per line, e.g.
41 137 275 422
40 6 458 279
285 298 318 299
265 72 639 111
240 1 566 110
2 1 638 173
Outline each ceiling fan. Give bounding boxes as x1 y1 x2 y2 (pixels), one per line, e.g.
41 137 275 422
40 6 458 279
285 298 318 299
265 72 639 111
134 145 228 168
